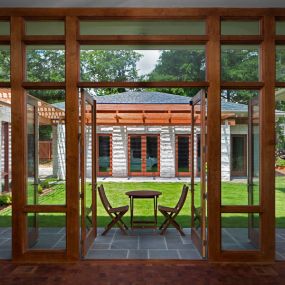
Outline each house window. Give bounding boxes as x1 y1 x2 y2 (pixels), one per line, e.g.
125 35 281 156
231 134 247 177
176 135 190 176
128 135 160 176
98 135 112 176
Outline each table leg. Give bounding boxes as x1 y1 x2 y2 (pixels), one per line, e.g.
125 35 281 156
130 197 134 230
154 196 158 228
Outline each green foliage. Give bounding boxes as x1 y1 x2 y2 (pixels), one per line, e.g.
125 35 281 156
0 49 10 82
40 180 50 190
276 157 285 167
0 193 12 206
276 47 285 81
38 185 43 194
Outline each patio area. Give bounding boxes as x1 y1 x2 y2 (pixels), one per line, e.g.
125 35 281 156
1 227 285 260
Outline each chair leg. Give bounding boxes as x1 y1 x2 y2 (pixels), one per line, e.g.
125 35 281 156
169 219 185 236
159 215 168 230
102 212 127 236
160 212 172 235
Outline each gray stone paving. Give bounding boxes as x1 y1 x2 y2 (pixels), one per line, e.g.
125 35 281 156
1 227 285 260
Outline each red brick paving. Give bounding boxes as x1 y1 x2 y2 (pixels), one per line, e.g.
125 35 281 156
1 261 285 285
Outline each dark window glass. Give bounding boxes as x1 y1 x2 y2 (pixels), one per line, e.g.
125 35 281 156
146 136 158 172
130 137 142 172
99 136 110 172
177 136 189 173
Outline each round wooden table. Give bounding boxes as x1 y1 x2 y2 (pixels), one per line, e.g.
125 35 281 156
125 190 162 229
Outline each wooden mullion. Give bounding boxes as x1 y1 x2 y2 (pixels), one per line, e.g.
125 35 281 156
11 16 26 261
221 81 264 89
206 15 221 262
2 8 285 18
23 82 65 90
0 36 10 44
221 35 263 44
221 205 262 213
275 82 285 87
23 205 67 213
23 35 65 45
260 15 276 262
78 35 208 45
0 82 11 88
65 15 80 261
78 81 209 88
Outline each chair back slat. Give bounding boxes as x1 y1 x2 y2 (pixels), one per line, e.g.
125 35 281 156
175 184 189 212
98 184 112 213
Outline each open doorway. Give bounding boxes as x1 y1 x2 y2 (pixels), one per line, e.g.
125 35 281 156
79 88 208 260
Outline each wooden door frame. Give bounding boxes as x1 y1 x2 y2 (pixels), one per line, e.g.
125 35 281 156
128 134 160 177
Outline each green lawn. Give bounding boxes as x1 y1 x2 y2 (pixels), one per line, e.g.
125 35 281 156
1 177 285 228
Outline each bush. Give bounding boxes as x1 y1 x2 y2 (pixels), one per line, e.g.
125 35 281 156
276 157 285 167
38 185 43 194
40 179 50 189
0 193 12 206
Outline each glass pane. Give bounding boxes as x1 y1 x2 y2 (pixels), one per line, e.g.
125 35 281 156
130 136 142 172
0 21 9 35
231 135 247 175
80 45 205 82
99 136 111 173
27 103 38 205
0 91 12 259
27 213 66 249
275 89 285 260
276 45 285 82
221 21 260 35
276 21 285 35
80 20 205 35
221 90 260 206
0 45 10 82
84 101 93 231
177 136 190 173
146 136 158 172
27 90 66 205
221 213 260 250
221 45 259 81
26 45 65 82
26 21 65 35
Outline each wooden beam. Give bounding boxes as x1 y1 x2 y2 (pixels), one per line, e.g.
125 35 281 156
11 16 26 261
65 16 80 261
206 15 221 262
260 15 276 262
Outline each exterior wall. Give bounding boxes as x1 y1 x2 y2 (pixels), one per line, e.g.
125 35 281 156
52 123 242 180
0 106 11 193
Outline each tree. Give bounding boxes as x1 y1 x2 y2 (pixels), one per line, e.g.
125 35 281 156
0 48 10 82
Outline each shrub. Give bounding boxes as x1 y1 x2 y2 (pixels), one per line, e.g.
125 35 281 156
40 179 50 189
276 157 285 167
0 193 12 206
38 185 43 194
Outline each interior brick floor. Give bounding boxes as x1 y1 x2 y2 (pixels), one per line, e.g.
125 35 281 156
0 260 285 285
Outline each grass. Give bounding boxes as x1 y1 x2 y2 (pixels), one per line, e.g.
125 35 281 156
1 177 285 228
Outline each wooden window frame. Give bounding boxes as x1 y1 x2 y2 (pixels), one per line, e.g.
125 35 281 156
0 8 276 263
128 134 160 177
97 134 112 177
230 134 247 177
175 134 191 177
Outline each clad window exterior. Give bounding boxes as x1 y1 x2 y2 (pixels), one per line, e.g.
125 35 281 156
176 135 190 176
98 135 112 176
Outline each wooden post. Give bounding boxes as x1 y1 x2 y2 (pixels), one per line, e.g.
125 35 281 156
65 16 80 261
206 15 221 261
11 16 26 261
260 15 275 262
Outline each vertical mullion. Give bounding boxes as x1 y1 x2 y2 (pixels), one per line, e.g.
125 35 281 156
260 15 275 261
206 15 221 261
11 16 26 261
65 16 80 261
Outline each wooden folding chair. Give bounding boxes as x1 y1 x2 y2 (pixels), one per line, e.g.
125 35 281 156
98 184 129 236
158 184 189 236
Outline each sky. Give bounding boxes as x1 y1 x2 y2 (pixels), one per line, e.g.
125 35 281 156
136 50 161 76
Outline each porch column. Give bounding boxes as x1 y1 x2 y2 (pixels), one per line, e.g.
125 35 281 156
160 126 175 178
